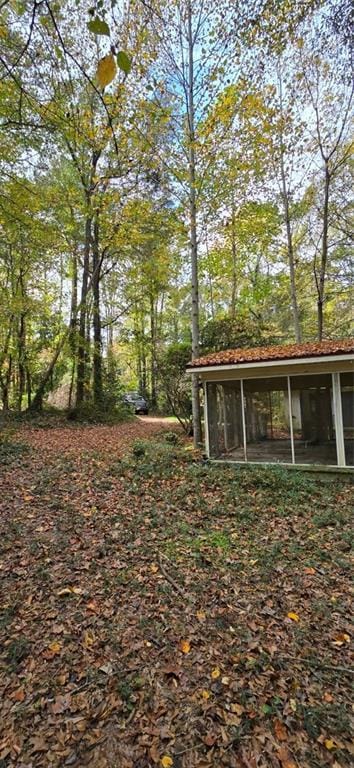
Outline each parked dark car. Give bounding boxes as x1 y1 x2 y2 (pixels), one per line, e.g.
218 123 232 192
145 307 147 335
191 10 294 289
123 392 149 415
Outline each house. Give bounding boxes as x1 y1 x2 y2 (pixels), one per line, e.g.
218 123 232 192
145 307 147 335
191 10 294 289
187 340 354 469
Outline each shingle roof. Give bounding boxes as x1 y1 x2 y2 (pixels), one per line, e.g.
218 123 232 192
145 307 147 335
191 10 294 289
187 339 354 369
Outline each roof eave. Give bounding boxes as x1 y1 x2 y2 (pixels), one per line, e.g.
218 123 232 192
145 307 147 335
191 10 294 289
186 352 354 374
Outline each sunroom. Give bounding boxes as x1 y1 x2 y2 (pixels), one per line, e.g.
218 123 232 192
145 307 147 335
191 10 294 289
187 340 354 470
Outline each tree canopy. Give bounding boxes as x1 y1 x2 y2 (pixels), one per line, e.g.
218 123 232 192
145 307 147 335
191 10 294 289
0 0 352 428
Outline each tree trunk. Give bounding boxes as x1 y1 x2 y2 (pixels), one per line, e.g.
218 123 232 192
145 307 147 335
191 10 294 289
92 213 103 407
278 67 301 343
187 0 202 445
76 213 92 405
17 316 26 412
29 331 70 411
26 367 31 409
230 196 238 318
317 163 330 341
150 293 157 408
68 247 78 409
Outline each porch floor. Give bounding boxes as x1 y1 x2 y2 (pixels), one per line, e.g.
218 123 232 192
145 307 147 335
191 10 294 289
220 439 354 466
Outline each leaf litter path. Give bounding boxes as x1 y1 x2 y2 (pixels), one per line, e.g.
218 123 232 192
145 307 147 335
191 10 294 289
0 420 353 768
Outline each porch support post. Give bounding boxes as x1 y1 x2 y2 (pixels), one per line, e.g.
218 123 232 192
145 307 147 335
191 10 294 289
332 372 345 466
203 381 210 458
240 378 247 462
287 376 295 464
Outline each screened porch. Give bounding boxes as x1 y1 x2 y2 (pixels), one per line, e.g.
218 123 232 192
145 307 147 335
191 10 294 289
205 371 354 468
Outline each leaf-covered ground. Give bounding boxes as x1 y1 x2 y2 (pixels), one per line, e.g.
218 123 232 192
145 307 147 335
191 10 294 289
0 419 353 768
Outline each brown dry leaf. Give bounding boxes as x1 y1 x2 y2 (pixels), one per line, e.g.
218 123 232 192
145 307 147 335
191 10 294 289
196 610 206 622
30 736 48 753
230 703 244 715
51 694 71 714
287 611 300 622
224 712 241 726
274 718 288 742
150 563 159 573
277 745 296 768
203 732 217 746
179 639 190 654
86 600 99 613
323 692 333 703
10 688 25 702
304 567 316 575
57 672 69 685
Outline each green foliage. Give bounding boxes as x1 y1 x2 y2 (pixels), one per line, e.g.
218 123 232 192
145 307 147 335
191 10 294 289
87 18 110 36
200 316 277 353
157 343 192 433
117 51 131 74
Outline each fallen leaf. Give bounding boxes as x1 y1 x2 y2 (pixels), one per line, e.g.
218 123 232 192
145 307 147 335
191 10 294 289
201 689 211 700
161 757 173 768
230 703 244 715
196 610 206 622
99 662 113 675
287 612 300 622
51 694 71 714
277 745 296 768
48 641 61 654
211 667 220 679
10 688 25 702
57 586 82 596
274 718 288 741
332 633 350 646
150 563 159 573
86 600 99 613
324 738 336 750
304 567 316 575
83 630 95 648
179 639 190 654
323 692 333 703
221 676 230 685
203 732 217 746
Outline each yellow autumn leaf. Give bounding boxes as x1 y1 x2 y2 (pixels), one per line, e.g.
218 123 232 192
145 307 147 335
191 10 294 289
201 689 211 700
97 54 117 88
287 612 300 622
161 757 173 768
49 641 61 654
179 639 190 654
83 631 95 648
211 667 220 679
324 738 335 750
150 563 159 573
332 633 350 646
196 610 206 622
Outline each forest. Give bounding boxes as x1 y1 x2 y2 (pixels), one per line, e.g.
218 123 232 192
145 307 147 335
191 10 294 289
0 0 353 437
1 4 354 767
